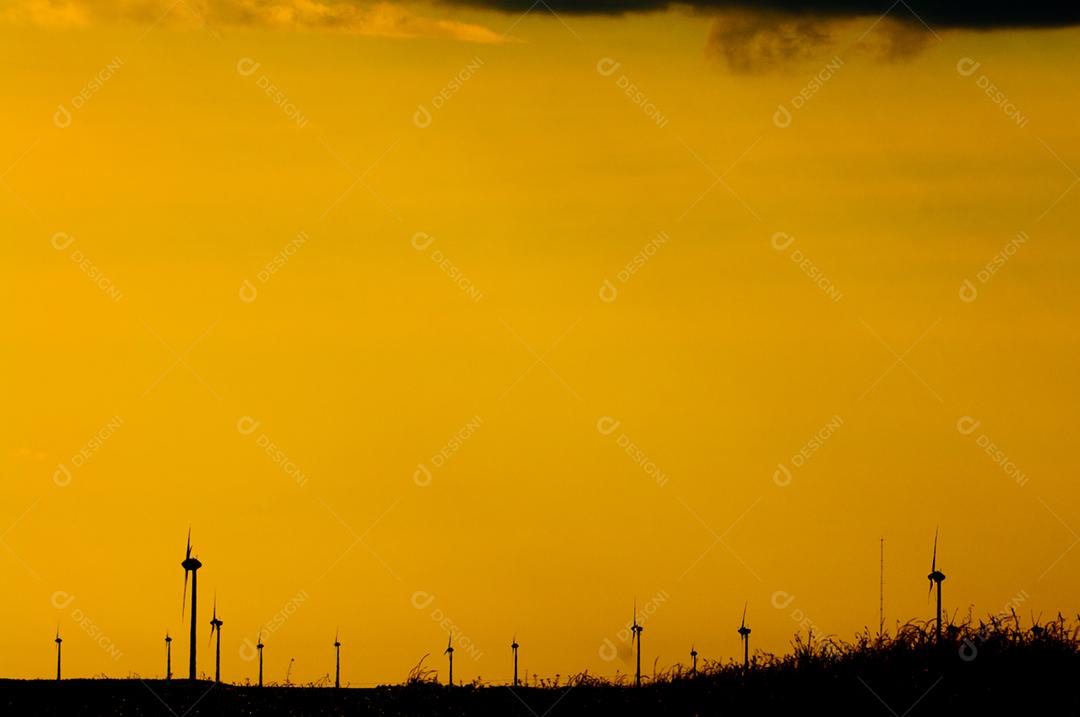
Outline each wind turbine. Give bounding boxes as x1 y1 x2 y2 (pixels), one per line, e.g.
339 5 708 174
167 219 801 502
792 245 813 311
54 627 62 681
690 644 698 676
180 529 203 681
209 597 223 684
257 630 265 688
334 629 341 689
737 603 751 668
630 601 643 688
928 528 946 642
444 634 454 687
165 633 172 682
511 635 519 687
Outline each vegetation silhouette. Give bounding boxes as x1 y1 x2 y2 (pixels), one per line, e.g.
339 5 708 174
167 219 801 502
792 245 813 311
7 614 1080 715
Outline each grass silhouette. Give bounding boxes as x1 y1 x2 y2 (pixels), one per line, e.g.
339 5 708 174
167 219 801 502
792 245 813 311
3 613 1078 715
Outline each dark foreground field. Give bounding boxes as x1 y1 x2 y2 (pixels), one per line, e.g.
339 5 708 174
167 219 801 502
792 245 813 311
5 622 1080 716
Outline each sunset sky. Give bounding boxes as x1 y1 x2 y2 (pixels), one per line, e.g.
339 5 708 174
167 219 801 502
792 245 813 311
2 0 1079 687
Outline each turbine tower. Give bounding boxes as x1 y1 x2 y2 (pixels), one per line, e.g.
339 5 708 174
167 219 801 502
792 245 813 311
180 530 203 681
511 636 519 687
444 634 455 687
737 603 751 669
257 631 265 688
54 627 62 681
334 630 341 689
165 633 172 682
928 528 946 642
630 601 643 688
209 598 223 683
690 645 697 676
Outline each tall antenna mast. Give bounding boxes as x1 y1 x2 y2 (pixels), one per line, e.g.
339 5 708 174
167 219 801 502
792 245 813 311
879 537 885 636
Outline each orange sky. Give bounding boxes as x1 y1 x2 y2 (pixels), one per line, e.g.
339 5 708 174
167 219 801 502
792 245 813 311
1 1 1079 687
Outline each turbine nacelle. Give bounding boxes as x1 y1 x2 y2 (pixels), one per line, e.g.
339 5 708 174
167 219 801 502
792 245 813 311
928 570 946 584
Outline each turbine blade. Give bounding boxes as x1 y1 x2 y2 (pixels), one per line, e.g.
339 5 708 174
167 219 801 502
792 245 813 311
931 527 938 572
741 601 747 629
181 570 189 620
186 527 192 561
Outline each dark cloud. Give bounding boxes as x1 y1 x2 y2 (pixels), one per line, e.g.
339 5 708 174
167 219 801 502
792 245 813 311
446 1 1080 29
703 10 933 72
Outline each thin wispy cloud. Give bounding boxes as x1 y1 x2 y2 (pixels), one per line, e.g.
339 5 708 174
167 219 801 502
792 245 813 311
2 0 510 43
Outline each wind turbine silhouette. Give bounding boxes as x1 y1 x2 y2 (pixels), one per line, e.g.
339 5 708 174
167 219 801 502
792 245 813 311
165 632 172 682
511 635 519 687
334 629 341 689
630 600 643 687
444 634 454 687
737 602 751 668
928 528 946 642
257 630 265 688
690 644 698 676
209 597 223 683
180 529 203 681
54 627 62 681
